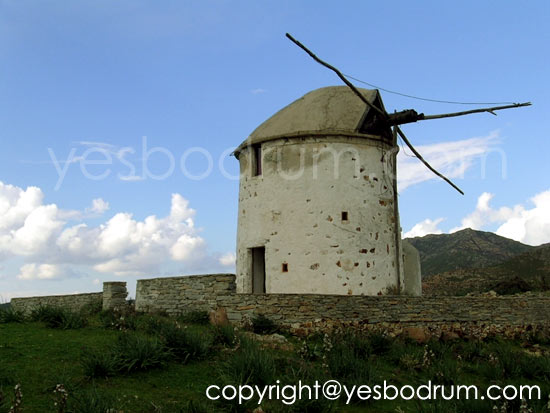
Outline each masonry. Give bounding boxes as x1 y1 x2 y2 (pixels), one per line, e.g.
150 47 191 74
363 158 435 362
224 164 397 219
11 292 102 314
134 274 550 335
10 274 550 336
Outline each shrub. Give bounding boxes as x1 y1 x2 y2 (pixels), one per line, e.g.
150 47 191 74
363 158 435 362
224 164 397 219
251 314 278 335
79 300 102 316
113 332 170 372
212 324 237 347
99 309 138 331
221 337 276 387
0 307 25 324
178 310 210 325
274 365 334 413
80 348 119 379
429 357 461 385
366 331 392 356
67 387 121 413
178 399 217 413
138 313 170 335
458 339 484 362
0 366 15 388
29 305 87 329
158 322 212 362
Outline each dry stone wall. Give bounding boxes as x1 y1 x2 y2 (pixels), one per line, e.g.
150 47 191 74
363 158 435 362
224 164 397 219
135 274 235 313
134 274 550 334
11 293 102 314
102 282 128 310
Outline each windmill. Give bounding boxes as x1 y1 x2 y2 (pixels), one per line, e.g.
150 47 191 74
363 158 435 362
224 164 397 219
232 36 530 296
285 33 531 195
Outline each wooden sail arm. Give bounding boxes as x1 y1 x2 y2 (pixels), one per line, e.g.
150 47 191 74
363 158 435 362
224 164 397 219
420 102 531 121
285 33 388 120
386 102 532 126
395 126 465 195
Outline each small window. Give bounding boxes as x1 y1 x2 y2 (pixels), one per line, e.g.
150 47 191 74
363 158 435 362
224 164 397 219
282 263 288 272
341 211 348 221
252 144 262 176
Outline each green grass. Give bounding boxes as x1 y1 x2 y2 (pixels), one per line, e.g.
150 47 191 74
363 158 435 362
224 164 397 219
1 312 550 412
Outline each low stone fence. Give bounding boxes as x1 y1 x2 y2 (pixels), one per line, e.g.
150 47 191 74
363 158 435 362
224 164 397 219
134 274 550 336
10 274 550 338
135 273 235 313
11 292 102 314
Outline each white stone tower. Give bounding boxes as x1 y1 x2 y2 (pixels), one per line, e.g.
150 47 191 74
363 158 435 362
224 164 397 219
234 86 417 296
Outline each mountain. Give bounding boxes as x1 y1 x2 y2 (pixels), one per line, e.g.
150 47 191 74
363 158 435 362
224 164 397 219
422 243 550 296
406 228 534 277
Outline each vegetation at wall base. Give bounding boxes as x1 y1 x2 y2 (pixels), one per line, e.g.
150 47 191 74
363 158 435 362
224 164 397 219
0 308 549 412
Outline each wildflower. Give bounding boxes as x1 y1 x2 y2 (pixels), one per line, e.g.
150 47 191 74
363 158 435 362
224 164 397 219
422 345 435 367
53 384 68 413
8 384 22 413
519 398 533 413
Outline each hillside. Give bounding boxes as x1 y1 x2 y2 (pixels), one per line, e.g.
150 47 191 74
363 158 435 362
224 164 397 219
406 228 533 277
422 243 550 296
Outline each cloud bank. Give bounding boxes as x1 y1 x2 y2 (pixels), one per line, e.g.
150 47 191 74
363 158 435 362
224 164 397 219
0 180 228 280
404 189 550 246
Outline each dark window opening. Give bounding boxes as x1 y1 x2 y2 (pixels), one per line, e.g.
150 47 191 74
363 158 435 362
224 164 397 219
251 247 266 294
341 211 349 221
282 263 288 272
252 144 262 176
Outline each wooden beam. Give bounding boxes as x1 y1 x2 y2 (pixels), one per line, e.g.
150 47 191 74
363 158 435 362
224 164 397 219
396 126 464 195
285 33 387 119
421 102 531 121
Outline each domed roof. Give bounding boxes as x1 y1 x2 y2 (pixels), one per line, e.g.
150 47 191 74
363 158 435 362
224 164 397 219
234 86 390 156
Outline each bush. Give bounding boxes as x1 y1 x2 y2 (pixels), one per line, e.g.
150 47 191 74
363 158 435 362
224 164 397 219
0 366 15 388
274 365 334 413
79 300 103 316
67 387 121 413
322 331 379 402
99 309 138 331
366 331 392 356
113 332 171 372
30 305 87 329
221 337 276 387
138 313 170 335
212 324 237 347
251 314 278 335
178 310 210 325
0 307 25 324
80 348 119 379
158 322 212 362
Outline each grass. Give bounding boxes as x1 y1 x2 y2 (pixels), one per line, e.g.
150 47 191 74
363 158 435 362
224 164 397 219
0 310 550 412
29 305 88 329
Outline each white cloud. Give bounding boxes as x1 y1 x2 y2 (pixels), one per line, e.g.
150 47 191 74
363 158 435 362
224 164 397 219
397 131 499 191
57 193 207 276
494 191 550 245
405 189 550 246
88 198 109 215
219 252 236 267
251 88 267 95
17 263 64 280
449 192 521 233
403 218 444 238
0 180 208 278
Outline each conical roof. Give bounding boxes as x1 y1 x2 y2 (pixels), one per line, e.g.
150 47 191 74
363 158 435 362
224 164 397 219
234 86 389 156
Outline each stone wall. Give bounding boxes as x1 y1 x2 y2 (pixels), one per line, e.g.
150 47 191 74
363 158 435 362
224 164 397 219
103 282 128 310
11 292 102 314
134 274 550 334
135 274 235 313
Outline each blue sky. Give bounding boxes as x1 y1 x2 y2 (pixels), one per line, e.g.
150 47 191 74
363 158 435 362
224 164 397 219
1 1 549 299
